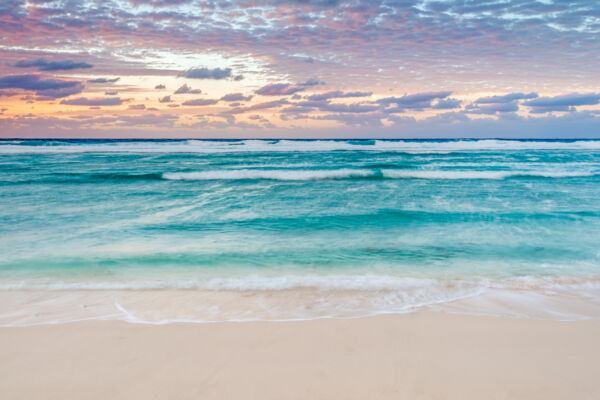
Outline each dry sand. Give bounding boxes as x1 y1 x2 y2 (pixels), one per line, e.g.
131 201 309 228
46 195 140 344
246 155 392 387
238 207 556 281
1 312 599 399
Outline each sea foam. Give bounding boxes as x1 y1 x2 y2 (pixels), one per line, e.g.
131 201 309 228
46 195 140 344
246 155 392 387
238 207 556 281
162 169 374 181
160 169 597 181
3 139 600 154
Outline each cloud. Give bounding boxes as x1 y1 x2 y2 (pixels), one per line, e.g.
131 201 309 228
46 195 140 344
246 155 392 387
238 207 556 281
280 105 315 114
60 97 123 106
270 0 342 7
311 112 386 127
104 90 118 95
298 78 325 86
182 67 232 79
14 58 93 71
4 1 600 137
182 98 219 106
159 95 172 103
0 90 19 97
296 99 379 113
523 93 600 113
256 83 305 96
306 91 372 101
129 0 192 6
225 99 289 114
34 85 85 100
317 102 379 113
386 111 600 139
0 74 84 99
174 84 202 94
475 92 538 104
113 113 178 127
128 104 146 110
377 92 452 105
377 91 453 108
88 77 120 83
466 102 519 114
465 92 541 114
432 98 462 109
221 93 253 102
155 84 166 89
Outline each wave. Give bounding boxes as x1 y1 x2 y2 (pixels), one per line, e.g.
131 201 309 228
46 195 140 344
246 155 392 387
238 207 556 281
2 273 599 294
3 168 596 185
162 169 375 181
3 139 600 154
8 274 596 291
161 169 598 181
2 275 599 326
0 275 451 291
381 170 598 180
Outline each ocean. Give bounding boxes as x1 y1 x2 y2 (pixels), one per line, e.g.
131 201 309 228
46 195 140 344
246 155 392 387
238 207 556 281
1 139 600 324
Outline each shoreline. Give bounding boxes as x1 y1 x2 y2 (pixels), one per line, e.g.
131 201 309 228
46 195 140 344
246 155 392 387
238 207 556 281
2 284 600 327
2 312 599 399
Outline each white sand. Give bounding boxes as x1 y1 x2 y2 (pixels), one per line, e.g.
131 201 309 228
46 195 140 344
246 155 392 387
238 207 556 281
1 312 599 399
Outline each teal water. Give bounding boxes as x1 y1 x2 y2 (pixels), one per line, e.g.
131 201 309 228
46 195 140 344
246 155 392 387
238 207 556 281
1 139 600 321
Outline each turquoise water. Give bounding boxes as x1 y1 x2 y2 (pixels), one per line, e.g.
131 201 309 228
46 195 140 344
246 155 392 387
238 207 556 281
1 139 600 321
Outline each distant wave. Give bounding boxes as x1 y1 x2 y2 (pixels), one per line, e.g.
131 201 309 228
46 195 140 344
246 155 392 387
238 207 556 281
3 139 600 154
381 170 598 180
2 274 599 293
0 275 452 291
161 169 598 181
162 169 375 181
89 173 164 181
3 168 596 185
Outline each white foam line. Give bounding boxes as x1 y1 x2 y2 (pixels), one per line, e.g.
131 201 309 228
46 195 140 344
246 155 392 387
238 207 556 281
3 139 600 154
162 169 374 181
159 169 598 181
0 313 124 328
382 170 597 179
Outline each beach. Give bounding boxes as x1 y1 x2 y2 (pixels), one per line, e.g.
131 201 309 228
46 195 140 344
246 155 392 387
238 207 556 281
2 139 600 398
4 0 600 397
2 312 599 400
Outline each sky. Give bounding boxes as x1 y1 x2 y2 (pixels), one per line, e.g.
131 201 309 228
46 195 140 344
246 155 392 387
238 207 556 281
1 0 600 138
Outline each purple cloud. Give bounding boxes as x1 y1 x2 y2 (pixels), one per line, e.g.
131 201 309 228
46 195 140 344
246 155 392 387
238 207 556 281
256 83 305 96
432 98 462 110
183 68 232 79
524 93 600 113
183 98 219 106
318 102 379 113
298 78 325 86
475 92 538 104
221 93 253 102
14 58 92 71
378 91 452 106
225 99 289 114
88 77 120 83
306 91 372 101
466 102 519 114
60 97 123 106
0 74 84 99
174 84 202 94
378 91 453 112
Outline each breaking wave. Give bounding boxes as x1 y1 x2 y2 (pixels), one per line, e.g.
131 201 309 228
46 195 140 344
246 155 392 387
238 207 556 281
3 139 600 154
